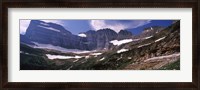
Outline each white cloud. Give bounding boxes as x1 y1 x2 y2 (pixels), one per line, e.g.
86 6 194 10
20 20 31 35
41 20 65 26
90 20 126 33
20 20 65 35
90 20 151 33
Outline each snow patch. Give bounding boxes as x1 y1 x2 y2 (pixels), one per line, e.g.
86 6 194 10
156 31 159 33
73 59 79 62
155 36 166 42
67 65 73 70
144 36 153 39
74 51 92 54
81 60 87 63
151 27 153 30
117 55 123 61
128 57 132 59
144 53 180 62
117 49 129 53
99 57 105 61
78 33 87 37
132 36 153 42
46 54 82 60
91 53 102 56
32 42 92 54
74 56 82 58
40 22 49 26
85 56 90 59
25 52 30 55
20 51 30 55
132 38 141 41
38 25 60 32
137 43 152 48
110 39 133 46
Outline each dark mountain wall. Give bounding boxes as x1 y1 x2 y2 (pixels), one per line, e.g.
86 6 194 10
25 20 89 50
23 20 134 50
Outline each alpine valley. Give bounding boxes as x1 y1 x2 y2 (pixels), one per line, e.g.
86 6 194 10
20 20 180 70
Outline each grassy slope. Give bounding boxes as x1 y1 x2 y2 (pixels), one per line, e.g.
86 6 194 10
159 59 180 70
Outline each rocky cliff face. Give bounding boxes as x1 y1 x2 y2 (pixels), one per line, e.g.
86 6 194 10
83 29 133 50
117 30 133 40
20 34 35 45
25 20 89 50
134 26 164 39
95 29 118 50
24 20 134 50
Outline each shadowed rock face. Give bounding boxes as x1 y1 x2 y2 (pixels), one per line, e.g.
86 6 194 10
84 29 134 50
84 30 97 50
20 34 35 45
117 30 133 40
95 29 118 50
25 20 89 50
134 26 165 39
24 20 134 50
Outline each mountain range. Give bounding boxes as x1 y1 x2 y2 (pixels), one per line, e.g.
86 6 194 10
20 20 180 70
21 20 164 50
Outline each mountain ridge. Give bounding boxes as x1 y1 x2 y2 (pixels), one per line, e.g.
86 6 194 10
23 20 135 50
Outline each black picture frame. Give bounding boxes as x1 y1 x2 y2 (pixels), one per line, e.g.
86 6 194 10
1 0 199 89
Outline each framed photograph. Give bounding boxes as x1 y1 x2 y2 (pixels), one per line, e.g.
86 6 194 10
1 0 199 89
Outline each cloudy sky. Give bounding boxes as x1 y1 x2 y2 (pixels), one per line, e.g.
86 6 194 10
20 20 173 35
